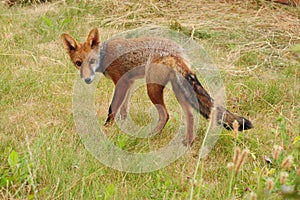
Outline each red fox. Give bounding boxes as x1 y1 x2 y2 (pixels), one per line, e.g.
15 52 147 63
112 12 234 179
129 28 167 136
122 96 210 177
62 28 253 146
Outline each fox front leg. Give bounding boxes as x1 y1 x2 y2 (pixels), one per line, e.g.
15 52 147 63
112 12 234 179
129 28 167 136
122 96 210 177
119 85 134 120
104 105 113 126
104 79 134 127
104 85 132 126
104 66 145 127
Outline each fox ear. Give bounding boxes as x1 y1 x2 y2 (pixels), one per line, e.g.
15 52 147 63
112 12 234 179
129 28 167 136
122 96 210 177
87 28 100 49
62 33 79 53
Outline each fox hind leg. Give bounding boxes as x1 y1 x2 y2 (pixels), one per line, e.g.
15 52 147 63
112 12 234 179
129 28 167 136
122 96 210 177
171 80 195 146
145 63 173 134
146 83 169 133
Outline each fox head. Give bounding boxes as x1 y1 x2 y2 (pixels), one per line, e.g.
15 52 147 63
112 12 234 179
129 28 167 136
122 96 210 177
62 28 100 84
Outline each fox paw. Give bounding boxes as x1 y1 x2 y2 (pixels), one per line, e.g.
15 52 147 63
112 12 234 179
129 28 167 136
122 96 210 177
182 138 194 147
119 113 127 120
104 120 113 127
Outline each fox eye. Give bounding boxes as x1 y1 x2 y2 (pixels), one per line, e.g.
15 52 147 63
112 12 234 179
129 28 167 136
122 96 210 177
75 61 82 67
89 59 96 65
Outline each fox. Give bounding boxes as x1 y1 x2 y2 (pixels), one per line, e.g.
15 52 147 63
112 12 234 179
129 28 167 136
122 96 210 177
62 28 253 146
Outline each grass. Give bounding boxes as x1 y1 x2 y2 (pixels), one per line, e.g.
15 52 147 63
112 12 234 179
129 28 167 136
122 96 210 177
0 0 299 199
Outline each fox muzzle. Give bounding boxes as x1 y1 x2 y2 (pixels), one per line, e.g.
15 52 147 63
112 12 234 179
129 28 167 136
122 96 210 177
80 67 95 84
84 77 93 84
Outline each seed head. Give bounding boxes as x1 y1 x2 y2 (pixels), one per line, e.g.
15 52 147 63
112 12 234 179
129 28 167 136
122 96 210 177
227 162 234 170
233 147 241 165
266 178 274 191
272 145 283 160
280 172 288 185
235 148 249 174
232 120 239 139
281 155 293 169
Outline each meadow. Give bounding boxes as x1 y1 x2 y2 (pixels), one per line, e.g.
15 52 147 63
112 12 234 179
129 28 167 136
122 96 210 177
0 0 299 199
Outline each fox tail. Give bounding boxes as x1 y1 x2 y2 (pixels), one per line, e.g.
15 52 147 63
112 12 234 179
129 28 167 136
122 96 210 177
177 69 253 131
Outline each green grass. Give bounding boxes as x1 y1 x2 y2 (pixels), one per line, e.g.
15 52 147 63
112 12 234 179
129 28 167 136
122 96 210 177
1 0 299 199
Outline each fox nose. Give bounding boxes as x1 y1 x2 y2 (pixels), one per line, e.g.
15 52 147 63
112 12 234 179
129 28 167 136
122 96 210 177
84 78 92 84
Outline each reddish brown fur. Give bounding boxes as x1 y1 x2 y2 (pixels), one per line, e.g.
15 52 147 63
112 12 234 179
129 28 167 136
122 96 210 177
62 28 253 146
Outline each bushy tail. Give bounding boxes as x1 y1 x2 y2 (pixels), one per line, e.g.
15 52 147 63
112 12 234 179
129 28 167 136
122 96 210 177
183 72 253 131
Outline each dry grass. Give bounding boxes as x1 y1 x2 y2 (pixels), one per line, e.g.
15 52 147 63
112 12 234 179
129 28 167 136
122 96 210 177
0 0 299 199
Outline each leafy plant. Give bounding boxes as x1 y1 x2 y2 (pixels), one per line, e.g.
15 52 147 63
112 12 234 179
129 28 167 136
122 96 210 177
0 149 32 194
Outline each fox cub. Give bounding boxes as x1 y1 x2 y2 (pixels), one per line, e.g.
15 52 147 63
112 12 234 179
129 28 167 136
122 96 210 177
62 28 253 146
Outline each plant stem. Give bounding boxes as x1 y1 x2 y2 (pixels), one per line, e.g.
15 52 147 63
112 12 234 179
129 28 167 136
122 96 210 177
189 117 213 200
